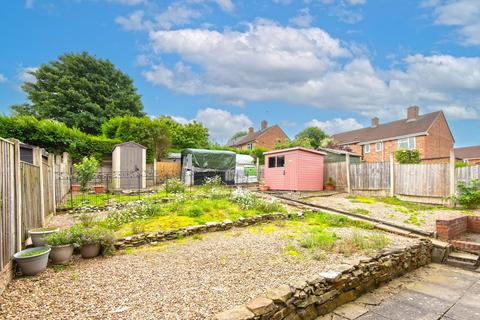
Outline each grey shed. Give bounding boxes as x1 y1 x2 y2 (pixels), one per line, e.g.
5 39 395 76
112 142 147 190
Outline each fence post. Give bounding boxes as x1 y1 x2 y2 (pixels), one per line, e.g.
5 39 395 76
33 147 45 226
389 152 394 197
48 154 56 214
346 153 351 194
12 139 22 251
153 158 157 186
449 149 456 206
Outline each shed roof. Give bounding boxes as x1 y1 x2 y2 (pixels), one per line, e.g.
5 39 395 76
113 141 147 150
318 147 361 157
264 147 326 156
331 111 450 145
455 146 480 160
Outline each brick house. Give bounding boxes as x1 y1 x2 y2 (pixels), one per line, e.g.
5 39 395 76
455 146 480 165
228 120 289 150
331 106 455 163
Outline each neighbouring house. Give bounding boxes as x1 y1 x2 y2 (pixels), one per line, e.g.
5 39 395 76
318 147 362 164
331 106 455 163
455 146 480 165
228 120 289 150
264 147 326 191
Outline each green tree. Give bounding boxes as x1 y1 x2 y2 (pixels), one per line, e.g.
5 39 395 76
74 156 99 192
13 52 144 134
156 116 209 150
395 149 421 164
101 116 171 161
295 127 328 149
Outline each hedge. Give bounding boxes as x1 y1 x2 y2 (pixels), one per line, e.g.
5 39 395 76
0 116 119 162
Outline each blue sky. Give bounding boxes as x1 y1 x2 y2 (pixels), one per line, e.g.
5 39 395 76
1 0 480 145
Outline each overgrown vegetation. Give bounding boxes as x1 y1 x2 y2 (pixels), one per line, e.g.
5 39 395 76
455 179 480 209
73 156 99 192
347 195 435 211
395 149 421 164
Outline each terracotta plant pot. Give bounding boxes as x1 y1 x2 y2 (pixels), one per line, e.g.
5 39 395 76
259 185 270 192
28 228 59 247
14 247 51 276
49 244 74 265
325 185 335 191
80 243 101 259
71 184 81 193
94 185 105 194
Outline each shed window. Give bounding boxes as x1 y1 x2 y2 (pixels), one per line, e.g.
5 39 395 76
398 137 416 150
268 156 285 168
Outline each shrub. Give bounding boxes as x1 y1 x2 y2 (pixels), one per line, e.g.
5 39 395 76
164 178 185 194
76 225 116 255
45 229 73 246
74 156 99 192
104 201 164 229
455 161 469 168
455 179 480 209
395 149 421 164
231 188 284 213
300 228 337 250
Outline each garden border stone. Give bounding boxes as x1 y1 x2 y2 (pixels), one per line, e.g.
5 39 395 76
213 239 433 320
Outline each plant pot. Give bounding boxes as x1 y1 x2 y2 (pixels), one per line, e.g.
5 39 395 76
80 243 101 258
71 184 81 193
325 185 335 191
94 185 105 194
14 247 51 276
29 228 60 247
49 244 74 265
259 185 270 192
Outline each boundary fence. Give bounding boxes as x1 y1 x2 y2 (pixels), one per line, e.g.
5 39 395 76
323 151 480 204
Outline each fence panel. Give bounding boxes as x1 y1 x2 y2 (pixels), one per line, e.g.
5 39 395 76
455 165 480 187
20 162 42 242
395 163 449 197
0 139 15 270
155 162 181 181
350 162 390 190
324 162 347 189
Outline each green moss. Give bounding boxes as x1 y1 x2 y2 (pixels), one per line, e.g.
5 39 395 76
347 195 378 204
19 248 49 257
350 208 370 216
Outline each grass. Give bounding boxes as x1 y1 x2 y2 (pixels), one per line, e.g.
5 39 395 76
350 208 370 216
336 231 390 255
348 195 440 211
19 248 49 257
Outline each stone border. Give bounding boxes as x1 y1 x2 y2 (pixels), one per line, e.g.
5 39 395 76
214 239 433 320
114 212 303 249
56 197 171 214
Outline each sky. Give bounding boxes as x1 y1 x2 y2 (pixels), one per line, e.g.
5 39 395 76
1 0 480 145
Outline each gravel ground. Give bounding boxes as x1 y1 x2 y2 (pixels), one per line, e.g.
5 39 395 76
302 193 476 232
0 223 415 320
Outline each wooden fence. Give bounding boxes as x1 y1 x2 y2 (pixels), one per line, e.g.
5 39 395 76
395 163 449 197
324 162 347 189
350 162 390 191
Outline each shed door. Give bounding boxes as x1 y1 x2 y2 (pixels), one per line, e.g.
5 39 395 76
284 153 297 190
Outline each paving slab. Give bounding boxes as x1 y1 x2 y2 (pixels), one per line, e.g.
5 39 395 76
333 302 369 319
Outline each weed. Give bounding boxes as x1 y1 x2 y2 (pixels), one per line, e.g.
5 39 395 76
192 234 203 240
130 222 145 234
52 264 67 272
337 231 390 255
284 243 299 256
300 228 337 250
350 208 370 216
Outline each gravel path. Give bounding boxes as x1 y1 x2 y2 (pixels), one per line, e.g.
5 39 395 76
302 193 477 232
0 223 415 320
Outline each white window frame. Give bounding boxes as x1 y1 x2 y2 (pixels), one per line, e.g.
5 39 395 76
363 144 370 154
375 142 383 152
247 143 253 150
398 137 416 150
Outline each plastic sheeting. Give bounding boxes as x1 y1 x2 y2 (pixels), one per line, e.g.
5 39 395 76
181 149 236 171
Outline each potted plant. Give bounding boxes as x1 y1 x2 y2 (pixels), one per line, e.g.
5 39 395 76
28 227 59 247
77 226 115 258
45 229 74 265
259 183 270 192
94 185 105 194
14 247 51 276
71 184 81 193
325 177 336 191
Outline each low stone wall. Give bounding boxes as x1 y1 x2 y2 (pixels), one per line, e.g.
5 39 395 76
214 239 433 320
57 197 171 214
115 212 303 249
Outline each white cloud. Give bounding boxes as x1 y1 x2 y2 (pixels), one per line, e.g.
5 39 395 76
428 0 480 45
155 3 202 30
289 8 314 28
213 0 235 12
0 74 6 83
171 108 252 143
307 118 363 135
17 67 38 84
108 0 146 5
439 105 479 120
115 10 148 31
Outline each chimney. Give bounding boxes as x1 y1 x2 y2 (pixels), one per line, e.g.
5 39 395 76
371 117 379 128
407 106 419 121
261 120 268 130
248 127 254 135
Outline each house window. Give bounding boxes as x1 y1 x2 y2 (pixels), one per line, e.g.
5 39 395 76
398 137 416 150
375 142 383 152
247 143 253 150
363 144 370 154
268 156 285 168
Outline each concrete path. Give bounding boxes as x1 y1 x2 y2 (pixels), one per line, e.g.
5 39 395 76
319 264 480 320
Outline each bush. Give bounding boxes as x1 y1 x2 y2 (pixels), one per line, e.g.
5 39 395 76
76 225 116 255
455 161 469 168
455 179 480 209
74 156 99 192
164 178 185 194
45 229 73 246
0 116 119 162
395 149 421 164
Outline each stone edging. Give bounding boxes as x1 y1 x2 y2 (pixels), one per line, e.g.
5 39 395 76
114 212 304 249
214 239 433 320
56 198 171 214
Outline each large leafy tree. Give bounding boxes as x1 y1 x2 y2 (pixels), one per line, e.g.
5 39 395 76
156 116 209 150
13 52 144 134
295 127 328 149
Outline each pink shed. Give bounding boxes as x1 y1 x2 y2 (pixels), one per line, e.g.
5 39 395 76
263 147 326 191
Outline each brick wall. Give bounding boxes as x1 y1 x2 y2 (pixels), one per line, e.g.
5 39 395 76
243 126 289 150
436 216 468 240
423 113 454 160
467 216 480 233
